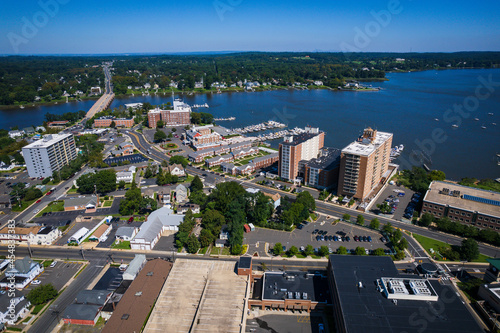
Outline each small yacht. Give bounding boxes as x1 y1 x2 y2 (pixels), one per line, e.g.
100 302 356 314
474 118 479 121
481 125 487 129
452 124 459 128
492 123 497 126
434 118 439 121
488 112 494 116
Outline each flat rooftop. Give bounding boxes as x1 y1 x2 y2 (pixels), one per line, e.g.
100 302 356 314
23 133 73 149
305 147 341 170
329 255 483 333
424 180 500 217
342 131 392 157
144 259 247 333
280 133 319 147
262 271 329 303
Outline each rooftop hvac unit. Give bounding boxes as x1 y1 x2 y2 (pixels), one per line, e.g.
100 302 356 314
441 188 450 195
451 190 461 197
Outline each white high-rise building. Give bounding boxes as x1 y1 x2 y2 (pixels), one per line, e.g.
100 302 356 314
22 134 77 178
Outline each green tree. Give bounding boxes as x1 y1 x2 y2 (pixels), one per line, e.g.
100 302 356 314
356 214 365 226
419 213 434 227
304 245 314 256
199 229 215 248
373 248 386 256
190 175 204 192
377 201 391 214
288 245 299 257
231 244 243 255
296 191 316 211
169 155 189 167
154 129 167 142
110 120 116 128
26 284 58 305
118 180 126 189
156 120 164 128
24 188 43 201
354 247 366 256
273 242 283 256
336 246 348 255
186 234 200 254
460 238 479 261
318 245 329 257
428 170 446 181
171 127 177 133
369 218 380 230
342 213 351 222
382 222 393 235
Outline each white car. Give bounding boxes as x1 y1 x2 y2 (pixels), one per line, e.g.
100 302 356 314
50 261 57 268
33 209 40 215
31 280 41 285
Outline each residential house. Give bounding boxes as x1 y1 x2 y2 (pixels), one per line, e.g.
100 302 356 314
0 291 30 325
221 163 237 175
0 257 44 289
64 196 99 213
8 130 24 139
116 171 133 183
166 164 185 177
264 192 281 209
175 184 188 203
88 224 112 242
178 203 200 214
0 226 61 245
115 227 138 241
205 154 234 168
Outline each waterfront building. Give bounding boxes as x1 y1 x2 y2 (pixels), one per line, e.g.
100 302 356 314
337 127 393 200
147 99 191 128
302 147 341 189
278 127 325 182
94 116 134 128
422 181 500 231
22 133 77 178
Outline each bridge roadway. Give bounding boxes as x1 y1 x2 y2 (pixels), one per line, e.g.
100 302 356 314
85 63 114 119
126 128 500 259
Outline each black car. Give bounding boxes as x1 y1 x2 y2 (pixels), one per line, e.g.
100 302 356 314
312 229 319 235
297 224 304 230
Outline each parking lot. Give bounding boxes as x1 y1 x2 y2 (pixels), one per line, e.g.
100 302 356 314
370 184 416 221
104 153 148 166
97 219 143 248
24 260 83 292
245 218 391 256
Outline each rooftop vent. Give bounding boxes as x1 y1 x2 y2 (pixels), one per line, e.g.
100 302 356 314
135 292 143 296
121 314 129 320
146 271 153 276
441 188 450 195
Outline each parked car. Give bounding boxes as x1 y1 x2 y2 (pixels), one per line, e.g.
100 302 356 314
50 261 57 268
36 199 41 203
31 280 41 285
128 217 134 223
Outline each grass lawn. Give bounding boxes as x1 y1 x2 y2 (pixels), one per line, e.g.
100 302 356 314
42 260 53 268
234 152 269 166
31 304 45 315
181 174 194 184
199 247 208 255
35 200 64 217
67 187 78 194
210 247 231 255
103 200 113 207
413 233 490 262
112 241 130 249
11 199 37 212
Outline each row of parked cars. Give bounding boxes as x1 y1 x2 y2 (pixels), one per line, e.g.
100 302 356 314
384 193 404 214
404 193 422 219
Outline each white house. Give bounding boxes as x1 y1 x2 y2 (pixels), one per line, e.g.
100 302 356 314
115 227 138 241
130 207 184 251
116 171 134 183
314 80 323 86
8 130 24 139
0 291 31 325
0 257 44 289
175 184 188 203
167 164 185 177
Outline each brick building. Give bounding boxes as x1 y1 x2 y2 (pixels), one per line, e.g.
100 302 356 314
278 127 325 182
147 100 191 128
422 181 500 231
94 116 134 128
301 147 341 190
337 127 393 200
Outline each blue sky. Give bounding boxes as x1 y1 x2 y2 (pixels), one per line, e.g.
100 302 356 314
1 0 499 54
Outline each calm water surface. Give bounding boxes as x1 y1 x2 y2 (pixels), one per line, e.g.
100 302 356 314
1 69 499 180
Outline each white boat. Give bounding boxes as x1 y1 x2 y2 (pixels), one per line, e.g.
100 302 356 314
481 125 487 129
452 124 459 128
434 118 439 121
488 113 494 116
474 118 479 121
492 123 497 126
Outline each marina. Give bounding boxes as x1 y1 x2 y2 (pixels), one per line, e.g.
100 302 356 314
214 117 236 121
231 120 286 134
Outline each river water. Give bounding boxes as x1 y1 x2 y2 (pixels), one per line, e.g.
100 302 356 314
1 69 499 180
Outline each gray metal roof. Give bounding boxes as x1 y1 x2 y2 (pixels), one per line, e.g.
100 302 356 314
123 255 147 278
133 207 184 243
6 257 38 275
64 196 98 208
115 227 136 238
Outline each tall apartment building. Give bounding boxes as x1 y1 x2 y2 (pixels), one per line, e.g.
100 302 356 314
22 134 77 178
278 127 324 181
338 127 392 200
147 99 191 128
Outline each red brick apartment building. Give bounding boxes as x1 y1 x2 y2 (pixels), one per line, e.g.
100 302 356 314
94 116 134 128
422 180 500 231
147 100 191 128
337 127 393 200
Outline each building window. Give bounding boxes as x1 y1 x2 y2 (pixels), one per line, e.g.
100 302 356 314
424 203 428 207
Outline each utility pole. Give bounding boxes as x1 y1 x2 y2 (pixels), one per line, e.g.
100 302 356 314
80 246 85 260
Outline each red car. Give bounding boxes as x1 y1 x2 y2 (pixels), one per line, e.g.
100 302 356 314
128 217 134 224
36 199 41 203
45 191 52 196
